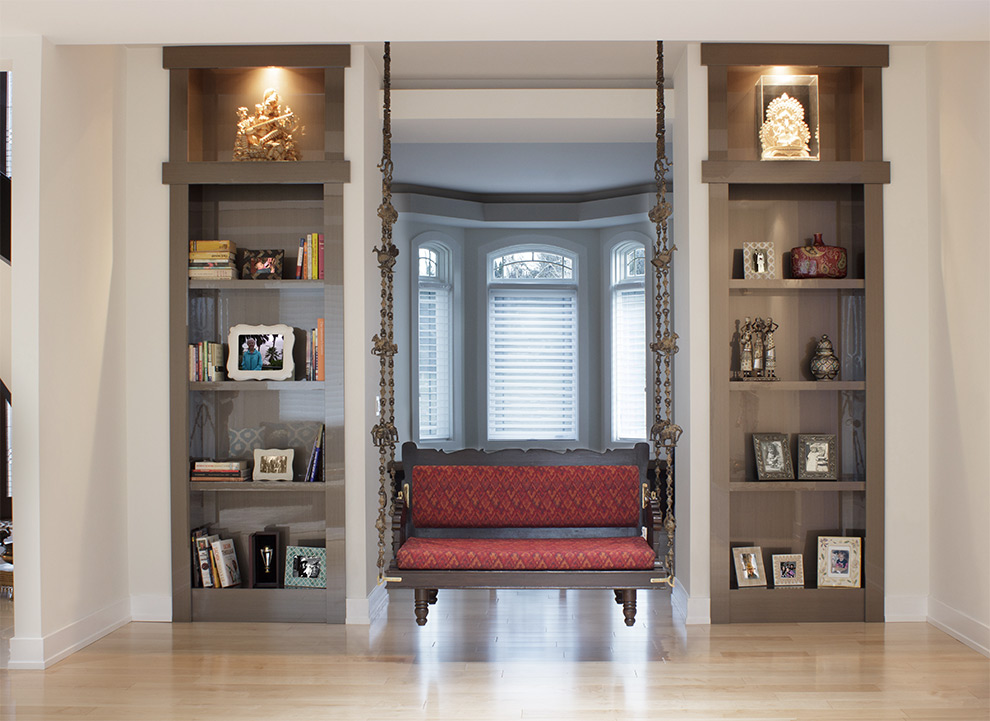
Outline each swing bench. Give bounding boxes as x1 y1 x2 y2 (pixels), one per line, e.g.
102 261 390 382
371 41 679 627
385 442 671 626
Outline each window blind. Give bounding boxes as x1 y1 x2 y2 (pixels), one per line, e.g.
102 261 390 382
488 289 578 440
612 285 647 440
418 284 452 439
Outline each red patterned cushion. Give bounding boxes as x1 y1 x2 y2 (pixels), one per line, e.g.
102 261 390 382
396 536 655 570
411 465 641 528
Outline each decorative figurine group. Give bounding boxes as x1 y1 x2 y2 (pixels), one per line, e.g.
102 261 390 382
739 316 779 380
233 88 304 162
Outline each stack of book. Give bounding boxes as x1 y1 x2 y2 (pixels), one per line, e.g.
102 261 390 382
188 341 226 382
190 460 249 482
189 239 238 280
295 233 324 279
191 526 242 588
304 318 326 381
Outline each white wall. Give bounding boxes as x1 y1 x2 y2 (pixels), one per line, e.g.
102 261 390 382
926 41 990 656
121 47 171 620
343 44 389 622
882 45 932 622
9 42 132 668
671 43 710 623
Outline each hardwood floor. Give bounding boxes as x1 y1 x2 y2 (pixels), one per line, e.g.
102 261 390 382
1 589 987 720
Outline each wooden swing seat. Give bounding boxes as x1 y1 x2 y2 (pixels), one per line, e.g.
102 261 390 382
387 442 670 626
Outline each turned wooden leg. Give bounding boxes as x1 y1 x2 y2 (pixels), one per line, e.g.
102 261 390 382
621 589 637 627
428 589 439 605
613 590 623 605
414 588 430 626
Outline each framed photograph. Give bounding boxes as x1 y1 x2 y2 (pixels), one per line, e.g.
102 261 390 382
817 536 861 588
284 545 327 588
226 323 295 381
238 249 284 280
771 553 805 588
732 546 767 588
797 434 837 480
253 448 294 481
753 433 794 480
742 241 777 280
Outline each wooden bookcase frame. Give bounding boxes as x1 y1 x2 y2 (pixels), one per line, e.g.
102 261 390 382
703 44 887 623
164 45 350 622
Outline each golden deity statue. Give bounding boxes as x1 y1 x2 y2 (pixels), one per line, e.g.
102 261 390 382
233 88 304 161
759 92 812 159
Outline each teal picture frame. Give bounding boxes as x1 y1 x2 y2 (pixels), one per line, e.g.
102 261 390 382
284 545 327 589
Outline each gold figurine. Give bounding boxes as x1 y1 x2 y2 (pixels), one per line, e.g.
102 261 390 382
233 88 304 161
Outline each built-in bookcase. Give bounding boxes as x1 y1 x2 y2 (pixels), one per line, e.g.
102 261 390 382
164 45 349 622
703 44 888 623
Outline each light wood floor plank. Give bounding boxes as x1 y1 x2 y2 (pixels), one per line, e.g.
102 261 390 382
1 589 987 720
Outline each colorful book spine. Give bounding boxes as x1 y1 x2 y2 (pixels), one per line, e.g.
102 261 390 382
189 240 236 251
296 237 305 279
318 233 325 279
316 318 325 381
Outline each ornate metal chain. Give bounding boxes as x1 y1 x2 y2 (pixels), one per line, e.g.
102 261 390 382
648 41 681 580
371 42 399 582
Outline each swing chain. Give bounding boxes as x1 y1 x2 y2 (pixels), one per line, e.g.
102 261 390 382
373 41 399 583
649 41 680 579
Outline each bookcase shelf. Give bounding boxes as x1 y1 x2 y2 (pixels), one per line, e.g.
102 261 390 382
728 381 865 391
189 381 326 392
166 45 348 624
729 481 865 492
705 44 886 624
189 279 326 291
190 481 328 492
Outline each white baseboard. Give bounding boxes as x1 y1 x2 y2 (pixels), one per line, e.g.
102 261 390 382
345 582 389 625
928 597 990 658
129 594 172 622
8 597 132 669
884 594 928 622
671 577 711 625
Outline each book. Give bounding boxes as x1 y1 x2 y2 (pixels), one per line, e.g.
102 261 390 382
296 237 305 279
318 233 325 279
316 318 325 381
197 534 220 588
190 475 249 482
188 268 237 280
211 538 242 588
189 250 237 261
189 240 236 251
310 233 318 279
304 424 325 482
191 469 249 480
193 460 248 471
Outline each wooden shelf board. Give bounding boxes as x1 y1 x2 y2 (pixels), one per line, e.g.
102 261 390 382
728 586 865 623
728 380 865 391
163 159 349 185
191 587 329 623
190 481 327 492
189 279 325 291
729 481 865 492
702 160 890 185
189 381 325 391
729 279 865 292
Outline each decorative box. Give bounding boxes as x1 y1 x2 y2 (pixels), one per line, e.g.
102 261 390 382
791 234 847 279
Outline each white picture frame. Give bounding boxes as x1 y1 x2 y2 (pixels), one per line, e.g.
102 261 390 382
226 323 295 381
817 536 862 588
253 448 295 482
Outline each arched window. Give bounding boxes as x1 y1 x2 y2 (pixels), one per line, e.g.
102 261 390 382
417 243 452 440
611 241 647 441
488 246 578 441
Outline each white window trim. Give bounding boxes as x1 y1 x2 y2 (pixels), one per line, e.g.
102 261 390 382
609 239 649 443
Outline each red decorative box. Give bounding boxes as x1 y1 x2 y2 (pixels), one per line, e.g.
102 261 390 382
791 234 847 279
